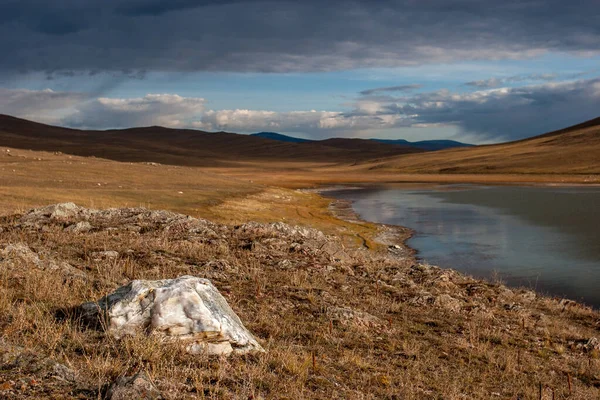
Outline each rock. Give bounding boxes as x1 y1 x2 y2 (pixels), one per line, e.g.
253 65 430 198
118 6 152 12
327 306 381 326
1 243 41 266
503 303 522 311
65 221 93 233
0 338 78 383
24 202 83 222
432 272 457 291
52 362 78 383
0 243 86 279
107 371 162 400
585 337 599 352
518 290 537 303
81 276 263 356
408 292 435 307
91 250 119 260
434 294 463 313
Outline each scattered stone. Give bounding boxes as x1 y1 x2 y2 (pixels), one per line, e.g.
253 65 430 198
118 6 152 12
518 290 537 303
327 306 381 326
434 294 463 313
65 221 93 233
0 243 87 279
20 202 84 227
91 250 119 260
503 303 522 312
107 371 162 400
52 362 78 383
585 337 599 352
81 276 264 356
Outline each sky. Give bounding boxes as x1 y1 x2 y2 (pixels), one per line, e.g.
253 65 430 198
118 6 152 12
0 0 599 144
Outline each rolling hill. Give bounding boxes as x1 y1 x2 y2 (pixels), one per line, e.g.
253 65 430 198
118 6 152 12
0 114 421 167
251 131 473 151
371 139 473 151
1 114 599 176
251 132 313 143
360 116 600 175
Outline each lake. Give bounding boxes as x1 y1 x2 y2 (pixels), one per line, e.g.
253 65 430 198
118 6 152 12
328 185 600 308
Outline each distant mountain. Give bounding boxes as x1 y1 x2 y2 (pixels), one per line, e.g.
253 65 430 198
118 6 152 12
371 139 473 151
251 132 313 143
251 131 473 151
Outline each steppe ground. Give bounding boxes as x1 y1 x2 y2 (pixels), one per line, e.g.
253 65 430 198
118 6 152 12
1 146 600 399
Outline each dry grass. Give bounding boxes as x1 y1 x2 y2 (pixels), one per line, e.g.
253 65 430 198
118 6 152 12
353 120 600 176
0 205 599 399
0 117 599 399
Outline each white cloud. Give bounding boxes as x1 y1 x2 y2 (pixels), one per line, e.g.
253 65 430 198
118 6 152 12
0 88 88 124
2 77 599 143
66 94 206 129
198 109 412 135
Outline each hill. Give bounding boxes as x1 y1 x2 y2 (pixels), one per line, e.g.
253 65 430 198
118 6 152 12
359 116 600 175
371 138 473 151
251 130 473 151
0 115 421 167
251 131 312 143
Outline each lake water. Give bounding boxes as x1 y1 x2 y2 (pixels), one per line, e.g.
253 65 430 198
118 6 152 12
328 185 600 308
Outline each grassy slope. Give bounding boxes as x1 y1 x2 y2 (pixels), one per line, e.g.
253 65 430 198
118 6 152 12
358 117 600 175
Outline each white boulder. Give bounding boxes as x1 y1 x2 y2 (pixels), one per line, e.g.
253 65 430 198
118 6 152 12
81 276 263 356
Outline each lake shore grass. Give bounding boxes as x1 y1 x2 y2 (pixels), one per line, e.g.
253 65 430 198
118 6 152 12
1 146 600 398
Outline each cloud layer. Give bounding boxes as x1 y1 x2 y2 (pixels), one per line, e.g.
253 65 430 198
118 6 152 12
1 1 599 74
3 77 599 142
66 94 206 128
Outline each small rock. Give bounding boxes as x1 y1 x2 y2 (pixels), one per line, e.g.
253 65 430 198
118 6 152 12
434 294 463 313
585 337 599 352
503 303 522 311
327 306 381 326
518 290 537 303
21 203 84 227
52 362 78 382
91 250 119 260
107 371 162 400
65 221 93 233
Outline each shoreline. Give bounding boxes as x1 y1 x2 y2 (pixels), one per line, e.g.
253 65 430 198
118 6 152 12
316 182 599 310
319 187 417 259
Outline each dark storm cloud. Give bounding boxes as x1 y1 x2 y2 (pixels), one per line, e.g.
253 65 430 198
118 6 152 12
115 0 261 16
359 84 422 96
1 0 599 74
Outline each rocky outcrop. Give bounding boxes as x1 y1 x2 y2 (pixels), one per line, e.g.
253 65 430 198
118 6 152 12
0 243 87 279
81 276 263 356
19 203 225 243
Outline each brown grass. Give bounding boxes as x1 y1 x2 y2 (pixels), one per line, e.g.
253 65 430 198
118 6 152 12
0 115 599 399
1 206 599 399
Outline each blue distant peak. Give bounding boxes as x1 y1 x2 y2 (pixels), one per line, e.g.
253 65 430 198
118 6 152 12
251 132 314 143
251 132 473 151
371 139 474 151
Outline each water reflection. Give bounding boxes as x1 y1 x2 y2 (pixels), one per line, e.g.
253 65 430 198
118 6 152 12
329 185 600 308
